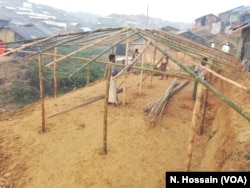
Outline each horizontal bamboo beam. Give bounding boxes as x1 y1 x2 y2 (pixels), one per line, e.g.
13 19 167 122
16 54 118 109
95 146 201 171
45 28 129 67
0 34 58 56
114 40 151 78
48 88 123 118
68 31 139 78
193 62 248 90
37 52 192 80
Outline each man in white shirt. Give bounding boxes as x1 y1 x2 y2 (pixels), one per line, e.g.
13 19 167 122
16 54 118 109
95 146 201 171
221 43 230 53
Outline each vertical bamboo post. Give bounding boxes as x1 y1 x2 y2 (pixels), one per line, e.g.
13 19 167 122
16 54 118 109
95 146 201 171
186 83 203 171
122 77 127 105
199 70 212 135
139 41 146 94
151 47 157 85
180 53 186 74
103 64 112 154
87 47 92 85
53 47 58 98
38 53 46 133
87 64 90 85
199 86 209 135
123 32 129 105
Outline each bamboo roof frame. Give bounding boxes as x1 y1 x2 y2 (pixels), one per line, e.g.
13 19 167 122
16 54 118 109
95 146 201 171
3 27 250 122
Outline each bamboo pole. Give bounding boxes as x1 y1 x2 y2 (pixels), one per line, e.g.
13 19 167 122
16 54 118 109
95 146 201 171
144 29 239 68
67 31 138 78
199 64 248 90
0 34 58 56
186 83 203 171
123 31 130 105
139 40 146 94
114 40 151 78
53 47 58 98
38 53 46 133
45 28 129 67
139 32 250 122
23 28 124 60
144 78 178 126
87 47 92 85
180 53 186 74
40 52 192 80
103 64 112 154
22 32 93 60
199 70 213 135
48 88 123 118
152 29 239 64
122 77 127 105
199 86 209 135
151 47 157 85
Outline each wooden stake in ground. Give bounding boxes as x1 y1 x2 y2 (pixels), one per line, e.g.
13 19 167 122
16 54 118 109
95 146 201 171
199 86 209 135
103 64 112 154
186 83 203 171
38 53 46 133
139 41 146 95
53 47 58 98
87 47 92 85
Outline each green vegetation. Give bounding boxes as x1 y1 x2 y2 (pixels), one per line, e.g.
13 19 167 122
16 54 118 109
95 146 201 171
4 81 40 106
1 46 106 108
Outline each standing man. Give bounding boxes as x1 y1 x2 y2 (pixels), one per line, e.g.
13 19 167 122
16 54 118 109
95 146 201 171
192 57 208 100
221 43 230 53
105 54 119 106
132 48 139 60
159 55 169 80
210 42 215 48
130 48 140 73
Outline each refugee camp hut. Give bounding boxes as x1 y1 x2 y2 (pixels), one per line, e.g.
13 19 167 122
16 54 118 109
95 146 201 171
240 24 250 71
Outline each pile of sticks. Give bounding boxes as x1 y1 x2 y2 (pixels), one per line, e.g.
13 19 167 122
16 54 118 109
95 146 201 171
144 78 189 126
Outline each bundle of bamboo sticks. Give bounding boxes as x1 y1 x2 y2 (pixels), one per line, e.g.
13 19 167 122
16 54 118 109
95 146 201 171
144 79 189 126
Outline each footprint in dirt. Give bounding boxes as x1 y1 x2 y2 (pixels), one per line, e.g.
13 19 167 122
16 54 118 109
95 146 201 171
77 123 86 130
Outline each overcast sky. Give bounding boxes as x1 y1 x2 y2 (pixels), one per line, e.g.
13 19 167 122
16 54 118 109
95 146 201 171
28 0 250 23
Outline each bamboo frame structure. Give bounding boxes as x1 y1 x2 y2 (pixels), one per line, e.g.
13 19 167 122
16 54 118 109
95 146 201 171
138 32 250 122
38 53 46 133
3 27 250 171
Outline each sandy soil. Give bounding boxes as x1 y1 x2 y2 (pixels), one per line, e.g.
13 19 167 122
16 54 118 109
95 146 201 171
0 71 198 188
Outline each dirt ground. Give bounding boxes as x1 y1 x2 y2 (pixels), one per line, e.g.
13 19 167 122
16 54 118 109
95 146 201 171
0 53 250 188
